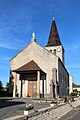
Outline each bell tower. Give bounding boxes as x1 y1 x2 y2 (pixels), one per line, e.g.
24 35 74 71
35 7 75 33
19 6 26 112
45 18 64 64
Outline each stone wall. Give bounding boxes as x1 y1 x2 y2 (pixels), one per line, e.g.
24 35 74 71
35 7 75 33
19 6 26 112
10 41 59 97
27 104 70 120
58 59 69 97
45 45 64 64
18 99 80 120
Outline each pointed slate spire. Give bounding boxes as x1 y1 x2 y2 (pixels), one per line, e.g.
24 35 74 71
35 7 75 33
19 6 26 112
46 18 62 47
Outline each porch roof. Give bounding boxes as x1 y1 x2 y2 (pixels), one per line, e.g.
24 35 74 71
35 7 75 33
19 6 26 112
13 60 41 72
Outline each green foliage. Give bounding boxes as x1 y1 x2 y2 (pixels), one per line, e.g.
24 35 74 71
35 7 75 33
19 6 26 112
25 104 34 110
51 101 58 105
6 82 9 88
0 81 3 92
73 89 78 93
0 97 12 101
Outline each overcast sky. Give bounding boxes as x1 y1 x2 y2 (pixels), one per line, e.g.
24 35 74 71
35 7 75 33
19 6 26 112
0 0 80 86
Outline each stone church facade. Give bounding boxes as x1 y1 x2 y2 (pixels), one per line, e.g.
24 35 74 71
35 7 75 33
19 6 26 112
10 19 69 98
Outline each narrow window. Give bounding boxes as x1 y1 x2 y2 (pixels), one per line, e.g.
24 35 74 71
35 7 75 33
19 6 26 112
50 50 52 52
54 49 56 55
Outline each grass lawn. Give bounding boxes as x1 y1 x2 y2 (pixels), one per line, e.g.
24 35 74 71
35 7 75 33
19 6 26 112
0 97 12 101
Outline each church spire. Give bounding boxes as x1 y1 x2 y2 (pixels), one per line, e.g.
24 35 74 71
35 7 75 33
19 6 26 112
46 19 62 47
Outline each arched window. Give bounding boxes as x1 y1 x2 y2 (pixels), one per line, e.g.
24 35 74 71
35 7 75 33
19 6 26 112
53 49 56 55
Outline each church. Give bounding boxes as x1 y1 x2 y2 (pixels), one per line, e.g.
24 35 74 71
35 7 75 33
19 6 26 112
10 19 71 98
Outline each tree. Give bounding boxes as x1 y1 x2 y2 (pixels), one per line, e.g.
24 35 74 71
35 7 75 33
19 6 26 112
0 81 3 92
6 82 9 89
73 89 78 93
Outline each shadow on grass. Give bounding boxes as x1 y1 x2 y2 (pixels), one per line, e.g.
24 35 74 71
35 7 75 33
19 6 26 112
0 100 25 108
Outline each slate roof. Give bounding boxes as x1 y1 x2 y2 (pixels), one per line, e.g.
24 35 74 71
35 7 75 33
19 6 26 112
13 60 41 72
46 19 62 47
73 83 80 88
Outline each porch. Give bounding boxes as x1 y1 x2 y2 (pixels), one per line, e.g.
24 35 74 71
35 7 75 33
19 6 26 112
12 60 46 98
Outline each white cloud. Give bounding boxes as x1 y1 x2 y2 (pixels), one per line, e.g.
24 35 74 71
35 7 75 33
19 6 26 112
0 55 11 61
0 10 33 50
73 44 80 50
0 38 27 50
66 64 80 69
65 43 80 52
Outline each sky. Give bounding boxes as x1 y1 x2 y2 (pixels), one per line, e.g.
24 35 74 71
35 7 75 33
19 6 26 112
0 0 80 86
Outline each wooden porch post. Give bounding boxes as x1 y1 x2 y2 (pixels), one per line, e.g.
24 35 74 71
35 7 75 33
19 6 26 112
13 72 17 97
37 71 40 97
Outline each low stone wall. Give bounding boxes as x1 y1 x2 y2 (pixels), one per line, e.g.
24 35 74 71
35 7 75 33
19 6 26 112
27 104 71 120
16 98 80 120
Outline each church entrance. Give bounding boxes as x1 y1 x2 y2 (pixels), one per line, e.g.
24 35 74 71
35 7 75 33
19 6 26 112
28 80 37 97
13 60 47 98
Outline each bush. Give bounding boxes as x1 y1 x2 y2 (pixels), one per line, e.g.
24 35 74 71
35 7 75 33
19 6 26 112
25 104 34 110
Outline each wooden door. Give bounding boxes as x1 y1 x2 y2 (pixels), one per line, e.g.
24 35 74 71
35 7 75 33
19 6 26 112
28 80 37 97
